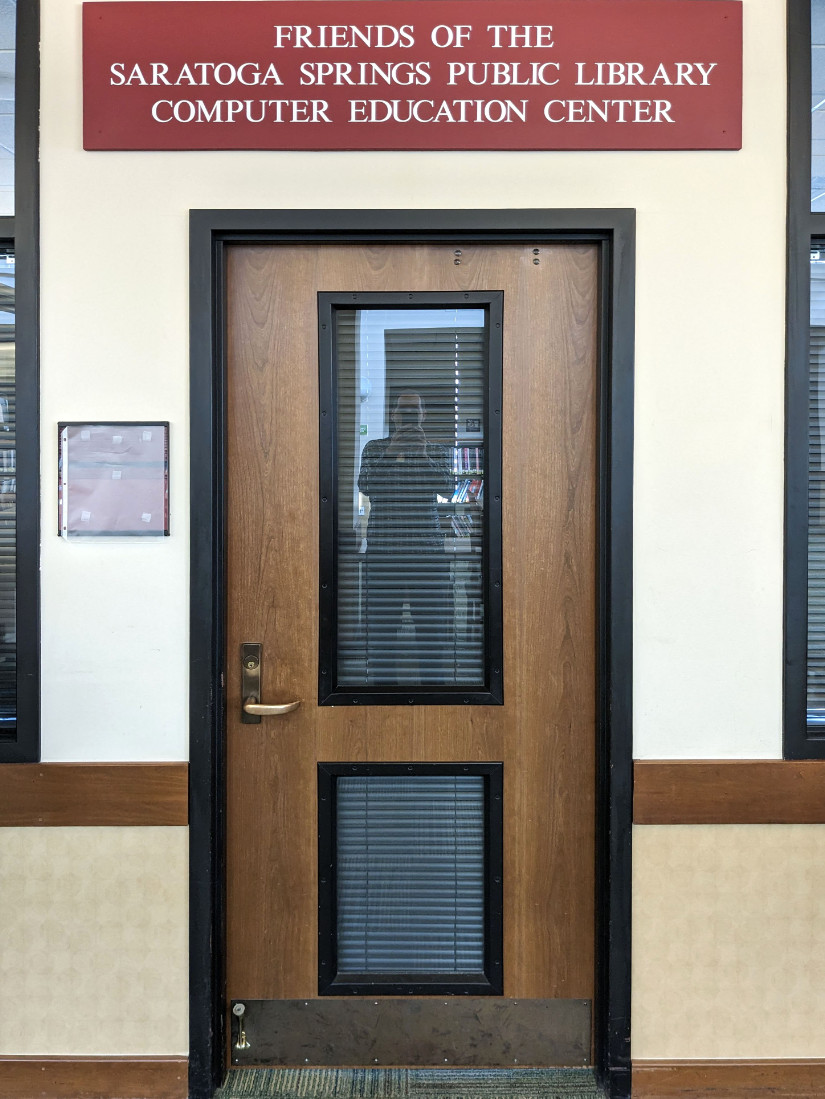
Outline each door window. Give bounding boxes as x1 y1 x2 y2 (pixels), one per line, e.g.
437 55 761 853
319 293 503 704
318 762 503 996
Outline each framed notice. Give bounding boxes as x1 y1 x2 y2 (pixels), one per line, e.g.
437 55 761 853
58 422 170 539
82 0 743 152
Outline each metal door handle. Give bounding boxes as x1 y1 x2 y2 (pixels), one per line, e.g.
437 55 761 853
243 697 300 716
240 642 300 723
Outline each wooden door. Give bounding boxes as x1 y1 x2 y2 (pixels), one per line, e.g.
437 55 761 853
225 242 598 1068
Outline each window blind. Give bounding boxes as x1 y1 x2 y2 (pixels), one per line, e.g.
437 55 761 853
0 248 15 731
334 308 487 688
809 327 825 721
336 774 486 976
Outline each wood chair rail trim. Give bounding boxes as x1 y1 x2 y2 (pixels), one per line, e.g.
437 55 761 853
634 760 825 824
0 763 189 826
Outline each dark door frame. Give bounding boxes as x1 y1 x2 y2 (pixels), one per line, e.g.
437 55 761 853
188 209 635 1099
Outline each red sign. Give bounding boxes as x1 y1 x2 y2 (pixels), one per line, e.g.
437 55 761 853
83 0 742 151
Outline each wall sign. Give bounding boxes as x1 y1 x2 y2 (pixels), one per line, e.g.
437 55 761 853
58 422 170 539
83 0 742 152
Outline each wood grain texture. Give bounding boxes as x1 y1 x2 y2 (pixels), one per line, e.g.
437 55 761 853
634 760 825 824
225 245 598 1020
632 1060 825 1097
0 763 188 826
0 1057 187 1099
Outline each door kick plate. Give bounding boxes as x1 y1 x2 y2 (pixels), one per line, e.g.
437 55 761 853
230 998 591 1067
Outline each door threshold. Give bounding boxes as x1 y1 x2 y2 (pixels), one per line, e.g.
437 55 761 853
216 1067 603 1099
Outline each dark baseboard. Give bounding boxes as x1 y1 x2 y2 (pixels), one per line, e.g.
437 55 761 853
0 1057 188 1099
9 1057 824 1099
0 763 189 825
632 1060 825 1097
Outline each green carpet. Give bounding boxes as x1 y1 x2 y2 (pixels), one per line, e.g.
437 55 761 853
216 1068 604 1099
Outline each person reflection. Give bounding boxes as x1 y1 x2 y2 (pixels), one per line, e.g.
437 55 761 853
358 392 455 684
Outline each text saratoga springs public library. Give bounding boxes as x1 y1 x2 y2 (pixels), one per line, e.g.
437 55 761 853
106 21 721 125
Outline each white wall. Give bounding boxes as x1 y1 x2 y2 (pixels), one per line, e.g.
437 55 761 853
39 0 786 761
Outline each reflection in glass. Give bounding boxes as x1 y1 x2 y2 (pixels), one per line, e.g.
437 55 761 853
814 0 825 210
0 247 14 729
336 308 487 687
0 0 14 215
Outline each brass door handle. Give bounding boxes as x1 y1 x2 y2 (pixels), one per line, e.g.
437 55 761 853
240 643 300 723
243 697 300 716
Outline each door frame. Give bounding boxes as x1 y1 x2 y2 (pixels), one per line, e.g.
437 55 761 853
188 210 635 1099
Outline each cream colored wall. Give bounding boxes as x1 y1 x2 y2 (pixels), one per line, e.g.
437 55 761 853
633 824 825 1059
39 0 787 761
0 827 188 1055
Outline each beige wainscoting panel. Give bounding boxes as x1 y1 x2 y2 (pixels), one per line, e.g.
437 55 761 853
0 827 188 1055
633 825 825 1059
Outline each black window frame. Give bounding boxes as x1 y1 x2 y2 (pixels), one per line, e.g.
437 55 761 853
0 0 40 762
318 290 504 706
317 761 504 997
787 0 825 757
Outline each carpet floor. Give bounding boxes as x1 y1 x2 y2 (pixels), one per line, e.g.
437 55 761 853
216 1068 604 1099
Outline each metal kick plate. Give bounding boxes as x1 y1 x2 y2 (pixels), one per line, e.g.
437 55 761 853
230 998 591 1066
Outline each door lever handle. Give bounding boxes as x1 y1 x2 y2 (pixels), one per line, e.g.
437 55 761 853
243 697 300 716
240 642 300 723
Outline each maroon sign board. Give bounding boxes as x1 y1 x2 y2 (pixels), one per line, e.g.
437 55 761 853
83 0 742 152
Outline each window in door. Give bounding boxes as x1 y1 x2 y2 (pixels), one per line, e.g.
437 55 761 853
319 293 503 706
317 762 503 996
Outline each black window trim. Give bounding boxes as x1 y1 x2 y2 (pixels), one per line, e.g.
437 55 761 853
317 290 504 706
317 761 504 997
0 0 40 762
787 0 825 757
